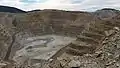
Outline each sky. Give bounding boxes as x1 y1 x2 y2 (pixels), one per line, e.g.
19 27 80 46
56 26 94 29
0 0 120 11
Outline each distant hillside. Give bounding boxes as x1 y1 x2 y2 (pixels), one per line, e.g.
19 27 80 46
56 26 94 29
28 9 41 12
94 8 120 19
0 5 26 13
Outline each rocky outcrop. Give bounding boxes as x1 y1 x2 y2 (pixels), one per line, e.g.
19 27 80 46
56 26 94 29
0 24 12 59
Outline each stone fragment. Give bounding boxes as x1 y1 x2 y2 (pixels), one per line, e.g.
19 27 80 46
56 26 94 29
114 27 120 31
68 60 81 67
105 30 115 36
0 63 7 68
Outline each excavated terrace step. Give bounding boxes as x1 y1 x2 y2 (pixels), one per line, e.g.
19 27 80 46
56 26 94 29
102 21 120 27
100 21 116 27
94 21 120 30
76 35 99 45
71 40 91 47
68 43 96 50
88 27 105 35
66 46 94 56
91 24 114 31
115 24 120 27
81 31 105 41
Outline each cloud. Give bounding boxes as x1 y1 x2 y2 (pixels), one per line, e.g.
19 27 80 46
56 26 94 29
0 0 120 11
